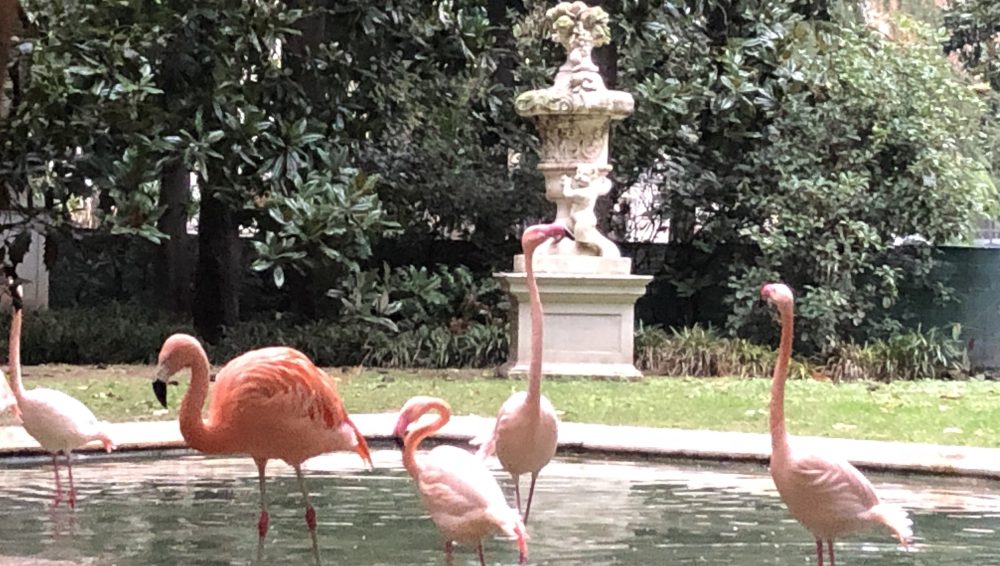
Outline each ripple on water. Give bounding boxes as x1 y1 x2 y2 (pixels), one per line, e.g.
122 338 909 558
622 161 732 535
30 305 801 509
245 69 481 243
2 451 1000 564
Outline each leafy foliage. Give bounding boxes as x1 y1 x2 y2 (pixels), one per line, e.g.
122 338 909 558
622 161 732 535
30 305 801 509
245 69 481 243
329 263 509 367
944 0 1000 197
252 164 398 291
596 1 996 353
6 303 191 365
634 323 811 379
4 0 998 369
273 2 549 265
220 262 510 367
825 324 971 381
635 320 969 382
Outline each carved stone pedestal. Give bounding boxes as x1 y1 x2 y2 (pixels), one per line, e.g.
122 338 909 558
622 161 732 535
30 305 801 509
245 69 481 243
496 256 651 378
497 2 651 378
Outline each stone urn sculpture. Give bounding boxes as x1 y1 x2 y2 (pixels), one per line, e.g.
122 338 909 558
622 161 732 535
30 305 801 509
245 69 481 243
497 1 651 378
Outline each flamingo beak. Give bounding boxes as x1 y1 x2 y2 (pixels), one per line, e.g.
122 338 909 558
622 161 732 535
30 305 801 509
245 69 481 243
152 365 170 408
560 225 574 241
759 284 774 305
345 416 373 469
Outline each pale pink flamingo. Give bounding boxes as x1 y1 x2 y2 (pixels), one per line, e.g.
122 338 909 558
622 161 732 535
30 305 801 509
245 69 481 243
475 223 570 524
762 283 912 565
153 333 372 566
395 395 528 566
5 279 114 509
0 367 18 418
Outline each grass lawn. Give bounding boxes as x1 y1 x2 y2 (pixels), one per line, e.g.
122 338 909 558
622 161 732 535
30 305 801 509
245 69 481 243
3 364 1000 448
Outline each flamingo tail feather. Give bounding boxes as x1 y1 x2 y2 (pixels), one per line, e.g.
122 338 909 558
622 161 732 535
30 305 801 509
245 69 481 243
865 503 912 547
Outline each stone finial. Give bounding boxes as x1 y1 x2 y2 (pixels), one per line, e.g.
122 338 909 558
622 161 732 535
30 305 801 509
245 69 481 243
547 1 610 77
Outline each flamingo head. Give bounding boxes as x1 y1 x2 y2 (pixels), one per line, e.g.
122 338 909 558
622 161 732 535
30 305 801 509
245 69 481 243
392 395 450 449
153 333 204 408
760 283 794 308
4 274 29 311
522 223 573 256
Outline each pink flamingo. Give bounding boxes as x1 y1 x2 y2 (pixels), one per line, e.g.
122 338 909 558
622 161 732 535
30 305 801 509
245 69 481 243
762 283 912 565
395 395 528 566
0 367 17 418
5 279 114 509
153 333 373 566
475 223 570 524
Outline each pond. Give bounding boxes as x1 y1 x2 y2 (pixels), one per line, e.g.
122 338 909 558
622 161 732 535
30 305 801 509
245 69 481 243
0 448 997 564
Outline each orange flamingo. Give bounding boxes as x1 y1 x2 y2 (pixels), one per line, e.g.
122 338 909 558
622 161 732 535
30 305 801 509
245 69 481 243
395 396 528 566
475 223 570 524
153 334 372 566
6 279 114 509
762 283 912 565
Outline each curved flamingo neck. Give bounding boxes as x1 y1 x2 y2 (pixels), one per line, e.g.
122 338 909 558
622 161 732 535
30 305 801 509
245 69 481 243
525 244 542 410
176 343 218 452
8 306 25 400
770 302 794 456
402 401 451 478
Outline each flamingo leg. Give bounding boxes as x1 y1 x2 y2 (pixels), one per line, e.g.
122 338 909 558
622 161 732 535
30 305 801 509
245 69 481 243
50 453 62 507
294 465 322 566
512 473 521 514
255 459 269 565
828 540 835 566
65 452 76 509
444 541 454 566
815 539 824 566
476 542 486 566
523 472 539 525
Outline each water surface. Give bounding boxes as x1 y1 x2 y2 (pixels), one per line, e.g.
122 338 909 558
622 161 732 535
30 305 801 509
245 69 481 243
1 448 998 564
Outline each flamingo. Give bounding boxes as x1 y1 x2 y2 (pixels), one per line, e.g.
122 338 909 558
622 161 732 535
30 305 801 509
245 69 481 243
761 283 912 565
395 395 528 566
475 223 570 524
4 278 114 509
152 333 373 566
0 367 17 418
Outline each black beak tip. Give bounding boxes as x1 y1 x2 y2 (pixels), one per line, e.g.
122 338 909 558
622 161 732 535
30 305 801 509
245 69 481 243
562 226 575 241
153 380 168 409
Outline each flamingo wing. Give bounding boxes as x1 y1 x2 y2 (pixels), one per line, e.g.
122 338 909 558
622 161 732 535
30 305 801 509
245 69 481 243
0 370 17 418
212 347 348 425
204 347 370 464
472 391 526 459
418 446 519 541
786 452 881 522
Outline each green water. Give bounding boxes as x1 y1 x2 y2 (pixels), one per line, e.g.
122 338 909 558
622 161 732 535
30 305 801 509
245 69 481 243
0 448 998 565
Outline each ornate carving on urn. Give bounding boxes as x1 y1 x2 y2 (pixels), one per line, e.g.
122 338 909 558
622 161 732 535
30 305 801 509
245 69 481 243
515 1 634 259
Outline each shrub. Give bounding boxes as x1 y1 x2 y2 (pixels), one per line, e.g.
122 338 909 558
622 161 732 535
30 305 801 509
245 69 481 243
8 303 192 365
327 263 510 368
635 322 970 382
825 324 971 381
10 263 511 369
635 323 811 379
212 318 507 369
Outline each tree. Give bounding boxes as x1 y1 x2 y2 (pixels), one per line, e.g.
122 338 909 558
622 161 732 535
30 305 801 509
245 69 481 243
944 0 1000 178
0 0 22 120
1 1 397 343
281 2 549 266
154 162 193 313
554 0 995 352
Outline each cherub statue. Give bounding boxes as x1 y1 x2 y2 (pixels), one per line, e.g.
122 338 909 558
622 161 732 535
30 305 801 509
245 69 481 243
560 164 620 258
